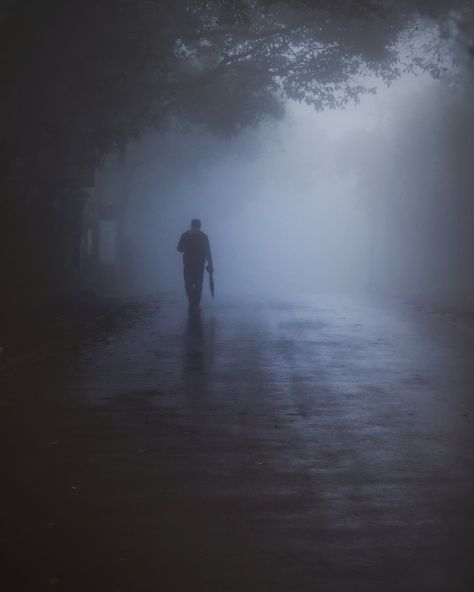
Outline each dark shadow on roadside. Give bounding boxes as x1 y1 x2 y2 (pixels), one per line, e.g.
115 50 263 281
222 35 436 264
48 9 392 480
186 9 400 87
184 311 204 376
187 310 203 338
182 312 217 399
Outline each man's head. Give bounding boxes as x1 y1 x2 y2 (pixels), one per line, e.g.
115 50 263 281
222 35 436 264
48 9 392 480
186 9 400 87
191 218 201 229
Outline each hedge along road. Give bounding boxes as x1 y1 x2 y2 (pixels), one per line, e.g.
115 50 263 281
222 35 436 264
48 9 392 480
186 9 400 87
1 294 473 592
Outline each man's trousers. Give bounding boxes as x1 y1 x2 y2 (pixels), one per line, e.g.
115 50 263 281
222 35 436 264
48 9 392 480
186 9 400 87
184 264 204 305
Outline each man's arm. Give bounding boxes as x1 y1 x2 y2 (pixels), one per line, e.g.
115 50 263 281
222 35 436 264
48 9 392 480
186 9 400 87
177 233 185 253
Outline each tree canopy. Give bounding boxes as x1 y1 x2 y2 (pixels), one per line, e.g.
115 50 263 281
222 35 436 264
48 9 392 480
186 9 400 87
1 0 471 174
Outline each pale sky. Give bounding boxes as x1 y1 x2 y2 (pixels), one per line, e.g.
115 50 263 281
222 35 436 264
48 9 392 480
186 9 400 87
286 72 438 139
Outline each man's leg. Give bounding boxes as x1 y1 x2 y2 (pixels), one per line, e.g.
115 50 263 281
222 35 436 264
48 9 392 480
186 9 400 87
194 265 205 305
184 265 194 304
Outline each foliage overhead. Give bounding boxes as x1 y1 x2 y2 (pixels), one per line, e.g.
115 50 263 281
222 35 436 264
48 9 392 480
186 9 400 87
0 0 472 189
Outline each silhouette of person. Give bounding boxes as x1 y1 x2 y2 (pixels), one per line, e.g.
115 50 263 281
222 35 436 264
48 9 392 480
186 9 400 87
177 219 213 313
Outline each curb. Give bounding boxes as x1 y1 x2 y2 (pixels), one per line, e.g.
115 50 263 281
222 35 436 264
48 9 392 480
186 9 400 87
0 304 126 375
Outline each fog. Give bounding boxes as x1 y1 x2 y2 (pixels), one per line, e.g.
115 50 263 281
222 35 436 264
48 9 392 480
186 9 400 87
88 68 474 307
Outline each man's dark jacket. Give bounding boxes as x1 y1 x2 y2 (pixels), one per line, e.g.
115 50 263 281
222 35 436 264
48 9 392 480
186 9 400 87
177 229 212 267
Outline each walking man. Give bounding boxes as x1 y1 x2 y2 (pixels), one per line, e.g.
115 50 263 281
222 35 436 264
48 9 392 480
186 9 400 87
177 219 213 312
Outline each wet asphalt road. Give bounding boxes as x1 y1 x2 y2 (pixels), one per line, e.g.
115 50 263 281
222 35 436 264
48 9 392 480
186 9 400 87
1 294 474 591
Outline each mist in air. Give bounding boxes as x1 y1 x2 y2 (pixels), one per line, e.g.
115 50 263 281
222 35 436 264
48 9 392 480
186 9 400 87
90 69 474 308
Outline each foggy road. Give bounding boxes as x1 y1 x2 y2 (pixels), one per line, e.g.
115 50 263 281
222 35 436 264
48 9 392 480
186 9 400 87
2 295 474 591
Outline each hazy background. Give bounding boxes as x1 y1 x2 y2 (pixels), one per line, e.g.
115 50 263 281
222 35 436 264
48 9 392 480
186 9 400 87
91 67 474 307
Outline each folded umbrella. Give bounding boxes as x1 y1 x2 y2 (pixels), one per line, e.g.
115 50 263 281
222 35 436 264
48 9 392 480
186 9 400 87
209 271 215 299
206 265 214 299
